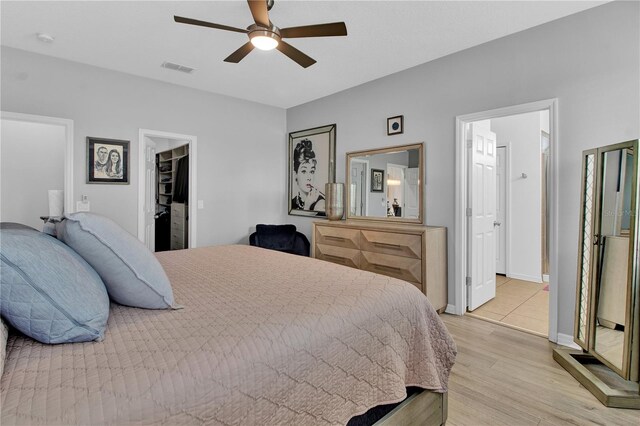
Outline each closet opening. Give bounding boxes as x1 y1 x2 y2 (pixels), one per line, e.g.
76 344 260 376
155 143 189 252
137 129 198 251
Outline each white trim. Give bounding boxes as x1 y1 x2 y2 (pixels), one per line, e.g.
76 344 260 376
543 274 550 283
445 304 457 314
508 272 543 284
455 98 559 343
1 111 74 214
138 129 198 249
556 333 581 350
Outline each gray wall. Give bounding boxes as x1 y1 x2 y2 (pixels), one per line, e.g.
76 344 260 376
286 2 640 336
1 47 287 246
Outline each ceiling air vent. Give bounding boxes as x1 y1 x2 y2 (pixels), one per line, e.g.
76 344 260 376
161 61 195 74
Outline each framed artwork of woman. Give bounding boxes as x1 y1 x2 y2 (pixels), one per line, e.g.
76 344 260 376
288 124 336 217
87 137 129 184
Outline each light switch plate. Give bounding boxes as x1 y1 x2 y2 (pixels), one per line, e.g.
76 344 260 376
76 201 90 212
197 200 204 209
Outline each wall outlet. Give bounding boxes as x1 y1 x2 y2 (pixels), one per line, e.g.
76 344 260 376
76 201 90 212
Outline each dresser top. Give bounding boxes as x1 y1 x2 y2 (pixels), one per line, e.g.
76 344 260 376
313 220 445 233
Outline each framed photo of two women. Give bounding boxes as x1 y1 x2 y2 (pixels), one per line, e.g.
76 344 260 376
288 124 336 217
87 137 130 184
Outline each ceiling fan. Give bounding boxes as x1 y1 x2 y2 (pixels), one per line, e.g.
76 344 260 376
174 0 347 68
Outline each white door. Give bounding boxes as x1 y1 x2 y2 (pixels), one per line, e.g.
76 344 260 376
496 147 507 274
350 161 366 216
143 138 156 251
468 123 497 311
405 168 420 218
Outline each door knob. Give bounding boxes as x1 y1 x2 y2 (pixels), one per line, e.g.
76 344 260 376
493 221 501 227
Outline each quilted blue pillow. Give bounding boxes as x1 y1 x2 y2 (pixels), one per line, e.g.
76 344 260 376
57 213 176 309
0 227 109 344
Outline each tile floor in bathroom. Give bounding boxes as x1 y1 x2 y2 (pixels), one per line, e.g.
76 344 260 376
467 275 549 336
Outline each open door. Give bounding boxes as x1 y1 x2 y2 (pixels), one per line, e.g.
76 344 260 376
468 123 498 311
350 159 367 216
405 168 420 219
143 138 156 251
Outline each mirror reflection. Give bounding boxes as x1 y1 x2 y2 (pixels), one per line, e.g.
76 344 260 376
347 145 422 222
594 147 634 371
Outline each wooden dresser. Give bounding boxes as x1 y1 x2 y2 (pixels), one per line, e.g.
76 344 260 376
312 221 447 312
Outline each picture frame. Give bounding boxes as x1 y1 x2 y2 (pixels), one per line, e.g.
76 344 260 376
387 115 404 135
288 124 336 217
371 169 384 192
87 137 130 184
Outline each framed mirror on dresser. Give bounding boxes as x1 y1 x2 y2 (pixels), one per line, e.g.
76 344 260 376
312 142 448 313
553 139 640 409
345 143 424 224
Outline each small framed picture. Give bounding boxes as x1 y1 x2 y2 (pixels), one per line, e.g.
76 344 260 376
387 115 404 135
371 169 384 192
87 137 129 184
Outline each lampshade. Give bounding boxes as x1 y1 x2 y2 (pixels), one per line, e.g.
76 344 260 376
48 190 64 217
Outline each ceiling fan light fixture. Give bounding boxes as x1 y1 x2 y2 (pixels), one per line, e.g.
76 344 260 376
249 29 279 51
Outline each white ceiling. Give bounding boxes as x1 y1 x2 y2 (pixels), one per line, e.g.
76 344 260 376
1 1 607 109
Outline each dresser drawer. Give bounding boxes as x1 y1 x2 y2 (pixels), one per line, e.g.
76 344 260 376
315 226 360 249
360 230 422 259
171 203 185 219
171 229 184 243
361 251 422 287
316 244 360 269
171 218 184 231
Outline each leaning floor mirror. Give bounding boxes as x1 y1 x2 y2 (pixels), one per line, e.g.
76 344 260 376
553 139 639 409
346 143 424 224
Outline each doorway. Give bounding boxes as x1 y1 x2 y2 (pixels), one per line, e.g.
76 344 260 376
386 163 406 217
137 129 197 251
1 111 74 228
454 99 558 341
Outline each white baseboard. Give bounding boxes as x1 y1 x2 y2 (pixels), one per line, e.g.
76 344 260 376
508 272 543 283
556 333 580 349
542 274 550 282
445 304 459 315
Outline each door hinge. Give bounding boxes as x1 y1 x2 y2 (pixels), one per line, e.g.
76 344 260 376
466 277 472 287
466 207 472 217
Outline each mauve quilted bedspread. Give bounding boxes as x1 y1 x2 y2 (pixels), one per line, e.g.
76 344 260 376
1 245 456 425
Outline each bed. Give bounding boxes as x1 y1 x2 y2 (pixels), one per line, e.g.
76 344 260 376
1 245 456 425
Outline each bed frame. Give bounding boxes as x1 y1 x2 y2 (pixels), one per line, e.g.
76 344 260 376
374 390 447 425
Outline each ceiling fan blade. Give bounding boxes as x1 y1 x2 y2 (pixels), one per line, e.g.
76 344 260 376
174 16 248 34
280 22 347 39
224 42 255 63
247 0 270 28
276 41 316 68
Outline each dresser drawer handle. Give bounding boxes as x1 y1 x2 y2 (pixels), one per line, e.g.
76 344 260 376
326 236 346 242
373 264 401 273
324 255 345 263
373 242 403 250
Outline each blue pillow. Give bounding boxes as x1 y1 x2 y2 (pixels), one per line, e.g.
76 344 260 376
57 213 177 309
0 227 109 344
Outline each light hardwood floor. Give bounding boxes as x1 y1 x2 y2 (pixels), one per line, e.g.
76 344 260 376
468 276 549 336
442 314 637 426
